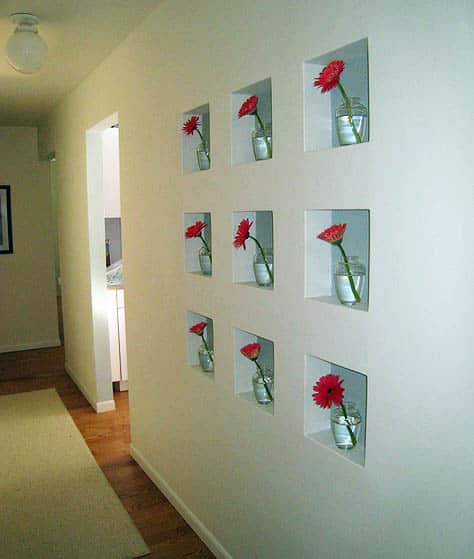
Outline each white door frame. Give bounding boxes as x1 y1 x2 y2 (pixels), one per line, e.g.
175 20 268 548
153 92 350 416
85 112 119 412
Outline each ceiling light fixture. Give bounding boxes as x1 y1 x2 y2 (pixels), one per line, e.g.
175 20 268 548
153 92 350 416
6 13 48 74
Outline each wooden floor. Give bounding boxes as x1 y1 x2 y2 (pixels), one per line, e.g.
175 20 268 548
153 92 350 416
0 346 215 559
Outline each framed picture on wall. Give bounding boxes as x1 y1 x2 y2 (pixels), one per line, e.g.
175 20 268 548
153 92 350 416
0 185 13 254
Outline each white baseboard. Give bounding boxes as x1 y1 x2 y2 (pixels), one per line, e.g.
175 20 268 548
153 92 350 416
96 399 115 413
130 444 232 559
64 362 115 414
0 339 61 354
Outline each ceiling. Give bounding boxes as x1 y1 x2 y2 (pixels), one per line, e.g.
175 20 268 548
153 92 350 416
0 1 162 126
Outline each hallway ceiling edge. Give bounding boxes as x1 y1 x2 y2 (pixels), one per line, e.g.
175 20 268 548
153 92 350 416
0 0 162 126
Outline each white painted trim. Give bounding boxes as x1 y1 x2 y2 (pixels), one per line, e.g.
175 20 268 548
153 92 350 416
65 362 116 414
85 125 115 407
96 399 116 413
130 444 232 559
0 339 61 354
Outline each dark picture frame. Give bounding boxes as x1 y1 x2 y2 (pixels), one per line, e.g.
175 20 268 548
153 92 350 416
0 185 13 254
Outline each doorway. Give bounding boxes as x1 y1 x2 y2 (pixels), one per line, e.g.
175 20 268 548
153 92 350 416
48 153 64 344
85 112 127 411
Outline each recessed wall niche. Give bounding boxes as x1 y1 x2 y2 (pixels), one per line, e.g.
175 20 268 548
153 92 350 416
182 104 210 173
233 327 274 415
184 212 212 276
232 78 272 165
304 38 369 151
186 311 214 377
304 353 367 467
232 210 273 289
305 209 369 310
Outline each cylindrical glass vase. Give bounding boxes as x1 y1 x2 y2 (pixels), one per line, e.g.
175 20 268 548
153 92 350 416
198 247 212 276
335 97 368 145
252 367 274 405
251 124 272 161
330 402 361 449
198 344 214 373
253 249 273 287
196 142 210 170
334 256 365 306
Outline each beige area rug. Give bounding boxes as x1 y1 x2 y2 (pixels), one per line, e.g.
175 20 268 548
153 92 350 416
0 389 150 559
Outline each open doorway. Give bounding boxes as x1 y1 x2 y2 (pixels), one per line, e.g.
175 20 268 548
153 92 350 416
48 153 64 344
85 113 127 412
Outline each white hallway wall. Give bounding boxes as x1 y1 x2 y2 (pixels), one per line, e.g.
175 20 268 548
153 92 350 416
0 127 59 353
40 1 473 557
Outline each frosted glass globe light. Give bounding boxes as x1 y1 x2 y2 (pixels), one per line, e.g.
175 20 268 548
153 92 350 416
6 13 48 74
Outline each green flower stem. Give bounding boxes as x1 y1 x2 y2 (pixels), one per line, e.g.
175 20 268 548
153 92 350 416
249 235 273 285
196 128 211 164
255 359 273 402
254 111 272 158
340 401 357 448
337 82 362 144
199 333 214 363
198 233 212 263
335 242 361 303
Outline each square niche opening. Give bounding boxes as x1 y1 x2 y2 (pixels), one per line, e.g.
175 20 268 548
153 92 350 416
232 78 272 165
232 210 273 289
305 209 369 310
304 38 369 151
182 104 210 173
184 212 212 276
304 354 367 467
234 327 274 415
186 311 214 378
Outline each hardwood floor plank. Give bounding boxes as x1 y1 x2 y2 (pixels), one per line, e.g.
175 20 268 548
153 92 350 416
0 346 216 559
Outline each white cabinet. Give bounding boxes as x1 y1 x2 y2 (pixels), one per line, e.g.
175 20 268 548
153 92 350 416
107 288 128 390
116 289 128 383
107 290 121 382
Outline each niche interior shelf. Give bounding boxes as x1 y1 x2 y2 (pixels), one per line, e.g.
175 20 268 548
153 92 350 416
182 103 210 173
186 310 214 378
304 38 369 151
305 209 369 310
234 327 274 415
304 353 367 467
232 78 272 165
184 212 212 276
232 210 273 289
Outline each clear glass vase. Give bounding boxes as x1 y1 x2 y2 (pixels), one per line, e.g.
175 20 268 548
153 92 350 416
198 246 212 275
330 402 361 449
253 249 273 287
198 344 214 373
196 142 210 170
335 97 368 145
252 366 274 404
334 256 365 306
251 124 272 161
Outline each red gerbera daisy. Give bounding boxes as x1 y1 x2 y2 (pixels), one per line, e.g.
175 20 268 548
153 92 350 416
185 220 207 239
314 60 345 93
238 95 258 118
240 342 261 361
189 321 207 336
233 218 253 249
312 374 344 409
317 223 347 244
182 115 200 136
